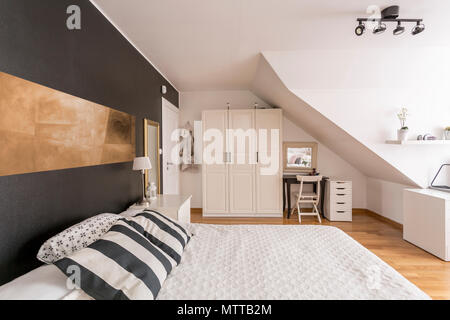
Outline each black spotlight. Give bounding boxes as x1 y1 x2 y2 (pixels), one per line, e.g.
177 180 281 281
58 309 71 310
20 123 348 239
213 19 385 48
393 21 405 35
373 22 387 34
355 22 365 36
411 22 425 35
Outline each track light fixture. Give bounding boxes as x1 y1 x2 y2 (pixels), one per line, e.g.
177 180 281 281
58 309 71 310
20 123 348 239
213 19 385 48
355 21 365 36
373 22 387 34
411 21 425 35
355 6 424 37
393 21 405 35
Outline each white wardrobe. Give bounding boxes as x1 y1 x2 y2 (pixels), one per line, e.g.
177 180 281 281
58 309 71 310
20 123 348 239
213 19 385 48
202 108 283 217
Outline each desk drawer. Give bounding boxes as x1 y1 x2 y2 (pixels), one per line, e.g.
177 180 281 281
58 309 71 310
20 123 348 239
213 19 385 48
331 181 352 189
331 193 352 203
331 188 352 196
333 202 352 212
329 209 352 221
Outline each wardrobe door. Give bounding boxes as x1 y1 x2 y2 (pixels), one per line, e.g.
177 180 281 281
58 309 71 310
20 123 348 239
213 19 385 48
255 109 283 216
228 109 256 215
202 110 228 215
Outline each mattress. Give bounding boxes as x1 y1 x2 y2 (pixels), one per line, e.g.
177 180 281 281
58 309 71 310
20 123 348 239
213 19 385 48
0 224 430 300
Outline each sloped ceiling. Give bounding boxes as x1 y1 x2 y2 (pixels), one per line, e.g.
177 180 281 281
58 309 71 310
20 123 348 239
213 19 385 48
251 54 419 186
91 0 450 91
259 48 450 187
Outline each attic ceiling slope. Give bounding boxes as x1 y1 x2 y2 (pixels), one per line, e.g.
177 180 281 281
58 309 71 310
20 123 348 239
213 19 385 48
91 0 450 91
250 53 420 187
261 47 450 188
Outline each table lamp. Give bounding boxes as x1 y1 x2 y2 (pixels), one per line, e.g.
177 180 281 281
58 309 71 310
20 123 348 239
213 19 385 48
133 157 152 206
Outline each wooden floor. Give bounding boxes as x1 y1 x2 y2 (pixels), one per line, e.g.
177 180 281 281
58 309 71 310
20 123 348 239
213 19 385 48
191 210 450 300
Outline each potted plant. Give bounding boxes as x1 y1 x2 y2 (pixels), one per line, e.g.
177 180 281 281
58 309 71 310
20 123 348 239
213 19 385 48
397 108 409 141
445 127 450 140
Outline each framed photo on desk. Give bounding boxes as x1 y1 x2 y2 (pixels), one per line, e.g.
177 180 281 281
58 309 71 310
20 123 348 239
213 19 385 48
283 142 318 173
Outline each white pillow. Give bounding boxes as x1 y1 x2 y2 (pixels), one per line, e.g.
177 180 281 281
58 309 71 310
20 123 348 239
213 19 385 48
37 213 120 264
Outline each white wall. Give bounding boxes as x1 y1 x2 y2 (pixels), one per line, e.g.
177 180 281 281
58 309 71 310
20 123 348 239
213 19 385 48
180 90 367 209
283 117 367 208
366 178 412 224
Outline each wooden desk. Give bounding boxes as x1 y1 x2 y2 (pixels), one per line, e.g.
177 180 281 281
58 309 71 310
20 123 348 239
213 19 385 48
283 174 328 218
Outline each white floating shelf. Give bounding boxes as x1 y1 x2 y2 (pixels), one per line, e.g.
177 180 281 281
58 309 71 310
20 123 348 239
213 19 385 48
386 140 450 145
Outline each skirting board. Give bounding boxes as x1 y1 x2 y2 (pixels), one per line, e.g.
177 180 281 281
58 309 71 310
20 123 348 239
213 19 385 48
202 213 283 218
192 208 316 215
191 208 403 230
353 208 403 230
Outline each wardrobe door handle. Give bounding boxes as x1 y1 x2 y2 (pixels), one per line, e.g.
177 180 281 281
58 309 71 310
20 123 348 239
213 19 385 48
223 152 231 163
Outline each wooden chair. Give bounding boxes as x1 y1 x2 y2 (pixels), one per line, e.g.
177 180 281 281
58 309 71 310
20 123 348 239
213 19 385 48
291 175 322 223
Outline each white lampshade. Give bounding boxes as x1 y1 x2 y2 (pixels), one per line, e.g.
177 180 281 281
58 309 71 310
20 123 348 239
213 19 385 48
133 157 152 170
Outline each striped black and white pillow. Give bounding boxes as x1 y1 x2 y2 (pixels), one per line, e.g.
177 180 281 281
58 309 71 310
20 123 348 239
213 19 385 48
129 210 192 264
54 211 191 300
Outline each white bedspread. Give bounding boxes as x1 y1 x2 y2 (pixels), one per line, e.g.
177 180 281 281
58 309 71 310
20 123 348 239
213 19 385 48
157 224 429 300
0 224 429 300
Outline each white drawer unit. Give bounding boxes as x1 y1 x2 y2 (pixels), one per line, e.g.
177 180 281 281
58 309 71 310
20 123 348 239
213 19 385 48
324 179 353 221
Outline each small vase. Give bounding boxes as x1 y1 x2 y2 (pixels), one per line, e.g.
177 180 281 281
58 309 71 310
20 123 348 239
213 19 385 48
397 129 409 141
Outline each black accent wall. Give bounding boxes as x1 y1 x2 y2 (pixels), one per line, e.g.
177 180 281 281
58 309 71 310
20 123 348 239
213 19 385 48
0 0 178 284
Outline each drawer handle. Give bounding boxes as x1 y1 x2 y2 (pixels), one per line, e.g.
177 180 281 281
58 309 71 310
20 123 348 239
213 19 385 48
337 211 345 213
337 202 345 205
336 194 345 196
336 187 346 190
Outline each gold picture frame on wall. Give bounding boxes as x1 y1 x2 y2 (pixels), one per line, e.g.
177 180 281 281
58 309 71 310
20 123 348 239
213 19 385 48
144 119 161 193
283 142 318 173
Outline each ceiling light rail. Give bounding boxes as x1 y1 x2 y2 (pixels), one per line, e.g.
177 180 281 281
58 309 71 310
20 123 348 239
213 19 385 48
355 6 425 36
356 18 423 23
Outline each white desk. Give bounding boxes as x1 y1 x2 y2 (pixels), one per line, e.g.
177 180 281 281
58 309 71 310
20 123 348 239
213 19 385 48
403 189 450 261
123 194 192 223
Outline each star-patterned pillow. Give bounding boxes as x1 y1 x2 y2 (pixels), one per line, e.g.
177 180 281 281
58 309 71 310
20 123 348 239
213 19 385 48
37 213 120 264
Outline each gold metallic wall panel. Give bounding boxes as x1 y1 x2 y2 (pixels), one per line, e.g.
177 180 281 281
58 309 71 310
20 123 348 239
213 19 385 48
0 71 136 176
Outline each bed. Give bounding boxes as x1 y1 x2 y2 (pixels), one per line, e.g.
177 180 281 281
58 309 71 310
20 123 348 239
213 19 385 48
0 221 429 300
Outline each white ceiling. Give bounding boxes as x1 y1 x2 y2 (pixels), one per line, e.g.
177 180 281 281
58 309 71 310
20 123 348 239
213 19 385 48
92 0 450 91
